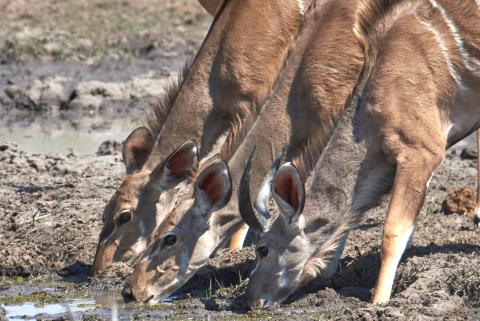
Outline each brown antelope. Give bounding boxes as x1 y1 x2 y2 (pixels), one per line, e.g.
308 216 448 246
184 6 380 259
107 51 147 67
121 0 366 303
241 0 480 308
92 0 307 274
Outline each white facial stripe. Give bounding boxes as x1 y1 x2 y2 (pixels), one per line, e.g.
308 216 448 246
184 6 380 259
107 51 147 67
139 221 146 238
277 256 289 288
418 19 461 85
428 0 476 72
148 277 181 305
179 247 190 273
100 231 115 246
250 260 260 276
131 237 147 255
297 0 305 15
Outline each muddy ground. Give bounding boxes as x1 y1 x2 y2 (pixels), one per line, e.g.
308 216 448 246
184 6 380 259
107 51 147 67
0 1 479 320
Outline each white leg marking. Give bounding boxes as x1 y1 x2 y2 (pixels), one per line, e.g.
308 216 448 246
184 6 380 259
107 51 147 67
381 227 414 297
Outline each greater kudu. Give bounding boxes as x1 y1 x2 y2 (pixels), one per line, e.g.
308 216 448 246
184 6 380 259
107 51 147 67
242 0 480 308
121 0 365 303
92 0 306 274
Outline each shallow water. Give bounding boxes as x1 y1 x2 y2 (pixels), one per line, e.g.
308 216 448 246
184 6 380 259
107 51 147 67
0 126 131 156
3 298 96 321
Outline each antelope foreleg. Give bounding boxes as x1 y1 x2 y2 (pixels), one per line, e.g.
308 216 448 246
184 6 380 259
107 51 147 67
373 150 443 304
229 223 249 251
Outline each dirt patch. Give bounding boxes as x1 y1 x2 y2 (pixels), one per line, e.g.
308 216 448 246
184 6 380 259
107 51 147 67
1 144 479 320
443 186 476 215
1 0 479 319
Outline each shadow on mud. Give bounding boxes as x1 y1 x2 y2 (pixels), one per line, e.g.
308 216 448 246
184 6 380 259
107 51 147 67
284 242 480 305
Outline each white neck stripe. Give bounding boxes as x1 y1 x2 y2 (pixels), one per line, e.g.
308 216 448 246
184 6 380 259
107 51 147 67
428 0 476 72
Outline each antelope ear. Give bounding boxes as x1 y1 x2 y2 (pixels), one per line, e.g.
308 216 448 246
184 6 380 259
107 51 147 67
272 162 305 224
123 127 154 174
195 159 232 213
149 140 199 189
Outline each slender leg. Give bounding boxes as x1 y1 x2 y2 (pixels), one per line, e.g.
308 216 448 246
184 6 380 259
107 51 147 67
373 150 443 304
475 129 480 230
229 223 249 250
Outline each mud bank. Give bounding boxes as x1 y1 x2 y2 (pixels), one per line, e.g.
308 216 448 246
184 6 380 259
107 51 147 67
1 0 479 319
0 144 479 320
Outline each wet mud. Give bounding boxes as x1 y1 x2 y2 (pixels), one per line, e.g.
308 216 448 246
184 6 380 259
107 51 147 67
1 0 479 320
1 144 479 320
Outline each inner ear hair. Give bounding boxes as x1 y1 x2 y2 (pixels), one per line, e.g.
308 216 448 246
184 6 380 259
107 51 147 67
196 159 232 211
272 162 305 222
165 140 198 178
123 127 154 174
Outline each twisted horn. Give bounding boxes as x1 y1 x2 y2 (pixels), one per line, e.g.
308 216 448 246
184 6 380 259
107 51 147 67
238 146 267 232
254 145 285 219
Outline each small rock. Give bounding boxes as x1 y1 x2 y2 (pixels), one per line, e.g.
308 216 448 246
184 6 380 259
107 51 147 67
5 84 41 110
460 147 478 160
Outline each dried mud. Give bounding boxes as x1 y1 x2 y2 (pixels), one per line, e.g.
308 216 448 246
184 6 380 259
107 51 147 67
0 144 479 320
1 0 479 320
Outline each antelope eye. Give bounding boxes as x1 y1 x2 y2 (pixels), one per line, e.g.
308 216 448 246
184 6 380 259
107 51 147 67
257 245 269 258
164 234 177 246
117 210 132 225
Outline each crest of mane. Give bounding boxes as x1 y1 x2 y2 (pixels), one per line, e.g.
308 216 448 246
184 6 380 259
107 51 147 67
145 62 192 139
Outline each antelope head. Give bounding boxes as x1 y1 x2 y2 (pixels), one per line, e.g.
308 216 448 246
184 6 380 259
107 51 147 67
121 157 232 303
240 152 342 309
92 131 199 275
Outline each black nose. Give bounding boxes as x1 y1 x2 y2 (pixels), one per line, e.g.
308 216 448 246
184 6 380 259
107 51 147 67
121 285 135 303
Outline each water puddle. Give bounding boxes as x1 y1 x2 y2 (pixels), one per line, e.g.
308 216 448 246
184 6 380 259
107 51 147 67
0 126 130 155
3 298 96 321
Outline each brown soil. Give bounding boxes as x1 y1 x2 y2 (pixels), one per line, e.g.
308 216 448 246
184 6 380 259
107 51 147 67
1 145 479 320
0 1 479 320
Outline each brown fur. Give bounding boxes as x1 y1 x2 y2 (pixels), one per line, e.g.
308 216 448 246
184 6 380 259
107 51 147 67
124 0 366 303
244 0 480 308
93 0 308 274
304 0 480 304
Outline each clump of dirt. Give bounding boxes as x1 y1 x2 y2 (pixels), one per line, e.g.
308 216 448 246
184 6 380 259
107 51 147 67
96 262 134 280
1 144 479 320
442 186 476 215
96 140 122 156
